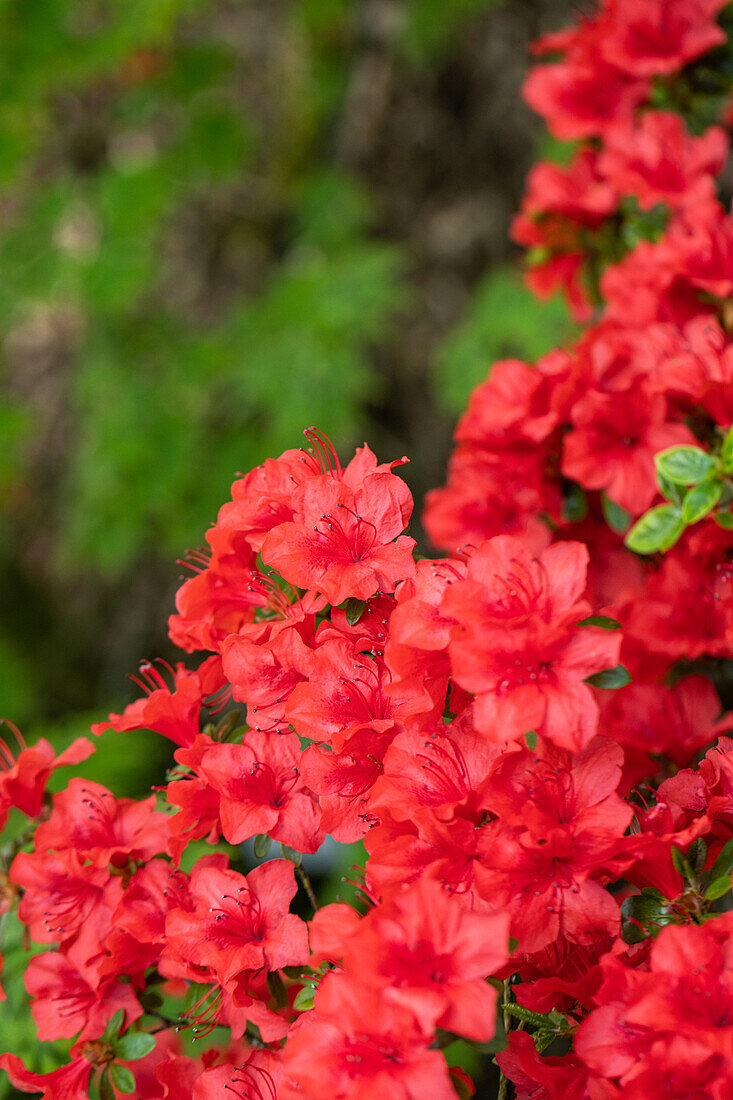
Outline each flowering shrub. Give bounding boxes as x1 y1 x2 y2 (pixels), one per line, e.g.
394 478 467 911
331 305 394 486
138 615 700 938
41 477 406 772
3 0 733 1097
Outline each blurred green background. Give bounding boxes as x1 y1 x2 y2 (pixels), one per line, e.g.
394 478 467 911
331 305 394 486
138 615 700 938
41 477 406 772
0 0 576 742
0 0 580 1091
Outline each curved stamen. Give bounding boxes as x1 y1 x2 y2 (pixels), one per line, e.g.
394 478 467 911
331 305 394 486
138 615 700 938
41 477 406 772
303 427 342 476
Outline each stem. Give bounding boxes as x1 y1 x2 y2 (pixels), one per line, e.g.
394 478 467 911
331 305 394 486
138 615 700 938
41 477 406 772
497 978 512 1100
296 865 318 912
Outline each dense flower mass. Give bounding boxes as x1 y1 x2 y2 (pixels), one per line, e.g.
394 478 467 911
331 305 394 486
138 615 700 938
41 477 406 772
3 1 733 1097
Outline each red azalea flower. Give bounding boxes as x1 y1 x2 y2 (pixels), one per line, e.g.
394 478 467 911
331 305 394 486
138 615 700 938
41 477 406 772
599 0 728 77
91 656 224 748
196 731 324 853
576 915 733 1089
299 723 396 842
34 778 170 868
286 638 412 751
562 383 696 515
164 859 308 989
11 849 123 969
474 738 632 953
261 472 416 605
341 877 510 1041
0 1052 92 1100
100 858 202 983
26 951 141 1043
523 55 647 141
221 619 315 734
0 731 94 829
497 1030 598 1100
599 112 726 211
282 974 458 1100
442 537 621 751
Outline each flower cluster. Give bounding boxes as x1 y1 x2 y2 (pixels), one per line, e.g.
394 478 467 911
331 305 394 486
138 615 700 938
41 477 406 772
2 1 733 1097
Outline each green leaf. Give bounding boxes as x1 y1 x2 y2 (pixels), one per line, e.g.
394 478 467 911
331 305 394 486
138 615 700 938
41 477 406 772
114 1033 156 1061
710 837 733 882
344 597 366 626
721 425 733 473
585 664 631 690
103 1009 125 1042
620 892 675 944
625 504 684 554
671 845 689 877
110 1065 136 1094
254 834 272 858
688 837 707 876
99 1070 116 1100
716 510 733 529
293 985 315 1011
577 615 621 630
601 492 631 534
656 471 683 503
683 478 722 524
524 731 538 751
655 445 718 485
705 874 732 901
266 970 288 1009
562 483 587 523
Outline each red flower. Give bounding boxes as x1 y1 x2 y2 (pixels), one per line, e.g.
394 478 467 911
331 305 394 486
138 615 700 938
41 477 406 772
523 55 646 141
261 472 415 605
283 974 457 1100
164 859 308 989
423 449 556 556
474 738 632 953
0 1052 92 1100
562 383 696 515
196 731 324 852
442 537 621 751
339 878 510 1041
11 849 123 972
91 656 223 749
0 731 94 829
287 639 411 751
299 724 395 842
599 0 727 77
576 914 733 1090
34 778 170 868
26 951 141 1043
598 112 726 211
497 1031 596 1100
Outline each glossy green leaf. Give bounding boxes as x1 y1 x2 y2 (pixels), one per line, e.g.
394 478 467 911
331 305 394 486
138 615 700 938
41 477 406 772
655 445 718 485
710 837 733 882
585 664 631 690
705 874 732 901
625 504 684 554
110 1065 136 1094
683 478 722 524
114 1032 156 1061
99 1070 116 1100
721 425 733 473
344 597 366 626
601 492 631 534
103 1009 125 1042
293 985 315 1011
577 615 621 630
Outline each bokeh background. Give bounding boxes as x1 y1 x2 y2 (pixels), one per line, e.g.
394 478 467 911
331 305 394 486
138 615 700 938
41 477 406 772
0 0 579 746
0 0 582 1091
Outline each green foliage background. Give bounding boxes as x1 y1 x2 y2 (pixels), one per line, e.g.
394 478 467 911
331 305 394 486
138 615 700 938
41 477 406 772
0 0 575 1092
